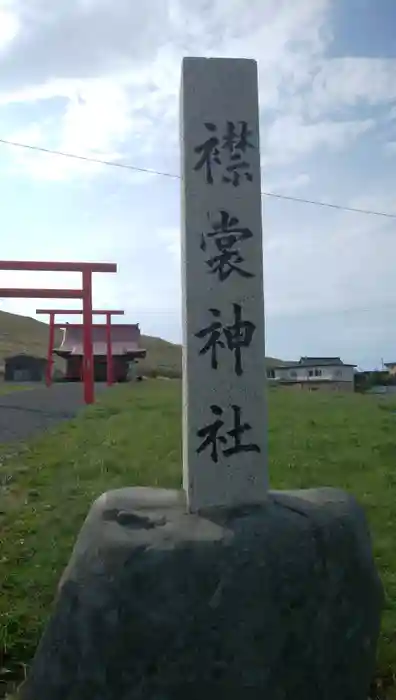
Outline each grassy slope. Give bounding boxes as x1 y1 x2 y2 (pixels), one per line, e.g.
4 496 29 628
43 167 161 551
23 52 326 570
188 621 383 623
0 310 284 377
0 382 395 697
0 311 64 372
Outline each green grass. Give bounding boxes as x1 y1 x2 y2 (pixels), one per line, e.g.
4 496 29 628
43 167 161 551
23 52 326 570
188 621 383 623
1 382 396 697
0 384 35 396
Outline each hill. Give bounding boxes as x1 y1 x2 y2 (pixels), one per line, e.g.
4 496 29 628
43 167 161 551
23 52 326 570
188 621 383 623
0 310 284 377
0 310 63 369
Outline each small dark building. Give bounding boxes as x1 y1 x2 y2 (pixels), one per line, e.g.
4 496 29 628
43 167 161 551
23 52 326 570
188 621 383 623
4 354 47 382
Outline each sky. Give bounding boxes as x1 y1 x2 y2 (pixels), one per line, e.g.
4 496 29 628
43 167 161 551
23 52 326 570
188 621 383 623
0 0 395 370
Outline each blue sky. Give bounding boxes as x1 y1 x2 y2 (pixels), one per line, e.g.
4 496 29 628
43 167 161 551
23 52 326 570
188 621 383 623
0 0 395 370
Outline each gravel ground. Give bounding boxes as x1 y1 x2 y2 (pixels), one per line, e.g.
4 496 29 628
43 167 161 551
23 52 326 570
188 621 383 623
0 383 108 443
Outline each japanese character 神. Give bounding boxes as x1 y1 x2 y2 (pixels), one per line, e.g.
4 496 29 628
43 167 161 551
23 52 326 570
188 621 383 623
195 303 256 376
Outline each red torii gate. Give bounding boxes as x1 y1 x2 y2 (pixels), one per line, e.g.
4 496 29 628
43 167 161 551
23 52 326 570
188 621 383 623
36 309 125 387
0 260 117 404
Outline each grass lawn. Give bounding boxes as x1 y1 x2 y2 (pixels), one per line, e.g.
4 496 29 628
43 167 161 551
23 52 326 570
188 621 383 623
0 384 34 396
1 381 396 698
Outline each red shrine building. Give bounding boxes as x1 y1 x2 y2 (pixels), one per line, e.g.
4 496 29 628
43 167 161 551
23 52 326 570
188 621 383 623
54 324 146 382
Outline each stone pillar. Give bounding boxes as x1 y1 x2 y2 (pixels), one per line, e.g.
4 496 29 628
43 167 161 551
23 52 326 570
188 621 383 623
180 57 268 511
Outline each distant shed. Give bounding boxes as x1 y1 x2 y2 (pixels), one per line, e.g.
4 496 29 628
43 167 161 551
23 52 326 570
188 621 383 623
4 354 47 382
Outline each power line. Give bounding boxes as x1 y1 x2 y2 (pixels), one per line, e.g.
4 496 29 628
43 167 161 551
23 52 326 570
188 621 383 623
260 191 396 218
1 136 395 219
0 138 179 180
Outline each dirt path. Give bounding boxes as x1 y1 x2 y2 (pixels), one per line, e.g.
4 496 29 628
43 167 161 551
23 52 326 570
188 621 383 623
0 383 108 443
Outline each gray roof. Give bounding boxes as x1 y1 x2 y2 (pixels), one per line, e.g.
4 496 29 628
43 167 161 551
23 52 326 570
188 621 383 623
299 356 343 367
270 356 356 369
5 354 46 363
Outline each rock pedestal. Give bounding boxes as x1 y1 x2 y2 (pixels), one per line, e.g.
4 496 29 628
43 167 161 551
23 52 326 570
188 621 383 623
21 486 383 700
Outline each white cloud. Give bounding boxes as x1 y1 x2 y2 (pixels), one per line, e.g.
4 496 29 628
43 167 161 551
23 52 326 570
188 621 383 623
347 192 396 216
264 172 311 196
1 79 136 179
0 0 392 184
0 0 383 182
264 201 396 319
265 114 374 165
0 4 19 50
158 227 180 263
0 0 335 180
61 84 129 153
0 78 73 106
310 57 396 115
288 173 311 189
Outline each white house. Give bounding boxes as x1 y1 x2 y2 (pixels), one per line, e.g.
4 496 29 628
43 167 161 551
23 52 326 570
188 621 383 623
267 357 356 392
